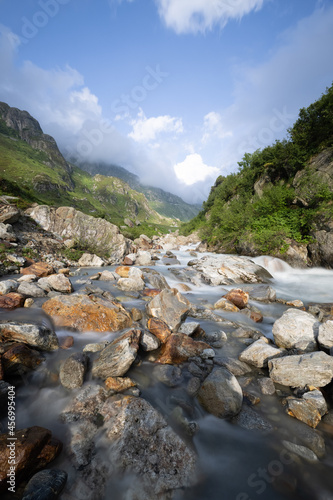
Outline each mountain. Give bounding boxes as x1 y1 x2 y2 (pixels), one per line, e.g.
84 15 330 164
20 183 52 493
72 160 201 221
181 83 333 268
0 102 177 234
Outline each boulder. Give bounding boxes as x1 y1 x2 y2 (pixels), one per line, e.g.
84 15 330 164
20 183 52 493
178 322 200 336
285 390 328 428
214 297 239 312
28 205 131 263
268 351 333 388
318 320 333 349
99 270 117 281
135 251 152 266
22 469 67 500
60 352 88 389
0 204 20 224
2 343 45 376
21 262 54 278
92 328 141 379
224 288 249 309
0 222 16 241
140 331 160 351
257 377 276 395
188 254 272 286
272 309 319 352
214 356 252 376
105 376 136 393
45 274 73 294
0 322 59 351
239 338 284 368
147 318 172 343
0 292 25 310
197 367 243 418
240 284 277 302
0 279 19 295
146 288 190 331
117 277 145 292
42 294 132 332
78 253 104 267
17 282 46 298
153 333 212 364
115 266 131 277
143 269 170 290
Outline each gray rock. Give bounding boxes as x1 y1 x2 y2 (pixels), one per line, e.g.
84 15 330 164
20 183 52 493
269 351 333 388
0 322 59 351
135 251 152 266
143 270 170 290
99 270 117 281
78 253 105 267
140 331 160 351
47 274 73 294
152 365 183 387
92 328 141 379
282 440 318 462
318 320 333 349
231 404 273 432
239 338 284 368
83 341 109 353
17 282 46 298
6 254 25 266
0 204 20 224
146 288 191 331
272 308 319 352
117 277 145 292
197 367 243 418
258 377 276 395
187 377 201 396
214 356 252 376
0 223 16 241
240 284 277 302
22 469 67 500
17 274 37 283
178 322 200 336
0 279 19 295
60 384 108 424
60 352 88 389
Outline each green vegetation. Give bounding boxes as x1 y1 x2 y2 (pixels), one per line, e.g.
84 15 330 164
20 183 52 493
181 83 333 255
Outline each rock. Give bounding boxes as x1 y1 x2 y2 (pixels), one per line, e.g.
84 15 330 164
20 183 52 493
269 351 333 388
140 331 160 351
318 320 333 349
197 367 243 418
117 277 145 292
46 274 73 294
146 288 190 331
59 336 74 349
214 297 240 312
78 253 104 267
22 469 67 500
99 270 117 281
224 288 249 309
285 389 328 428
282 440 318 463
21 262 54 278
231 404 273 432
131 307 142 322
60 384 108 424
188 254 272 286
147 318 172 343
2 343 45 376
29 205 131 263
105 376 136 393
100 396 196 495
258 377 276 395
178 322 200 336
0 322 59 351
17 282 46 298
272 309 319 352
0 204 20 224
239 284 277 302
60 352 88 389
123 253 136 265
42 294 132 332
0 222 16 241
0 279 19 295
152 365 183 387
7 254 26 266
135 251 152 266
0 426 62 493
154 333 211 364
83 341 109 353
241 308 264 323
0 292 25 310
239 338 284 368
214 356 252 376
286 299 304 308
92 328 141 379
143 270 170 290
142 288 161 297
115 265 131 277
18 274 37 283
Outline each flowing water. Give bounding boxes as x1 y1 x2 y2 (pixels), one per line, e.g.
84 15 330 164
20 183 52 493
1 249 333 499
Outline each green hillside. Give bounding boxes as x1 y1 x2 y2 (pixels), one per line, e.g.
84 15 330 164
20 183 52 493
181 83 333 258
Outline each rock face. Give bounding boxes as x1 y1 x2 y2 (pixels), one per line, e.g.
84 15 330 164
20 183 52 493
268 351 333 388
100 396 197 496
146 288 190 330
92 329 141 379
42 294 132 332
0 322 59 351
188 255 272 286
239 338 284 368
28 205 131 263
272 309 319 352
197 367 243 418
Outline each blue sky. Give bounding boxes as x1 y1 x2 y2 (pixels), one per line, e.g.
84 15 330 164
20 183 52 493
0 0 333 202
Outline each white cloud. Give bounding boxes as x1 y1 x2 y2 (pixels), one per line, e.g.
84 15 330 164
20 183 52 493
128 108 183 143
202 111 232 144
174 153 219 185
155 0 265 34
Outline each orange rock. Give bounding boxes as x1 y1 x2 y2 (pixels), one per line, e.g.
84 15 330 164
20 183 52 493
155 333 212 365
0 292 25 310
21 262 54 278
250 311 263 323
147 318 172 344
142 288 161 297
224 289 249 309
123 256 134 266
42 294 132 332
105 376 136 392
2 343 44 375
176 283 192 292
115 266 131 277
60 336 74 349
58 268 70 275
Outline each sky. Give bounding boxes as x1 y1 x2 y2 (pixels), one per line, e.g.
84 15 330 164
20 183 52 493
0 0 333 203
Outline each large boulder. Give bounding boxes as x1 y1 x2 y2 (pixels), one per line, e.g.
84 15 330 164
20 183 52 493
239 338 284 368
28 205 132 263
268 351 333 388
272 309 319 352
146 288 190 331
0 322 59 351
42 294 132 332
188 254 272 286
197 367 243 418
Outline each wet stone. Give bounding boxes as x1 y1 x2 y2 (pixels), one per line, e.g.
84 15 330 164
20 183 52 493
60 352 88 390
22 469 68 500
152 365 183 387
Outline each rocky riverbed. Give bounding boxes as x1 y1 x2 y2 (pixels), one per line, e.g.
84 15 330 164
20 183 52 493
1 205 333 499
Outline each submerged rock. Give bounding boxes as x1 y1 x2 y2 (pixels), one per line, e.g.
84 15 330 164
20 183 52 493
22 469 68 500
197 367 243 418
146 288 190 330
272 308 319 352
